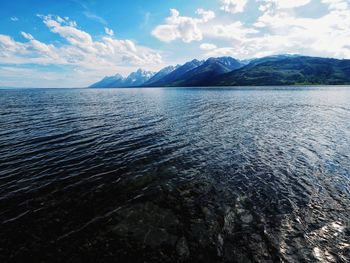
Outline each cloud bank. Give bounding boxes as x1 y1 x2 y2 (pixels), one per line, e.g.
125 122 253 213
0 15 162 87
152 9 215 43
152 0 350 60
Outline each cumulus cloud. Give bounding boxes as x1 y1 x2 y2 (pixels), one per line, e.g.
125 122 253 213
243 0 350 58
151 1 350 59
220 0 248 13
191 0 348 59
21 32 34 40
208 22 258 42
0 15 162 70
322 0 349 10
258 0 311 9
196 8 216 22
0 15 164 87
152 8 215 43
0 32 58 65
104 27 114 36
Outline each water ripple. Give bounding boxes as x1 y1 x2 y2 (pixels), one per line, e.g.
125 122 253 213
0 87 349 262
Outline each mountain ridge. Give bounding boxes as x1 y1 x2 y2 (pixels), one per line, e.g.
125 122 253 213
162 57 242 87
89 69 155 88
90 55 350 88
210 56 350 86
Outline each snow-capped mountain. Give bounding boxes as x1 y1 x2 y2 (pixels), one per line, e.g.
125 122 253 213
153 57 242 87
146 59 204 87
89 74 125 88
144 65 180 86
124 69 155 87
89 69 155 88
90 55 342 88
204 57 242 70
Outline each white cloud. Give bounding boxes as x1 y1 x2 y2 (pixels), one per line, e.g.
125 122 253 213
252 0 350 58
196 8 216 22
152 8 215 43
208 22 258 42
0 15 162 78
21 32 34 40
220 0 248 13
104 27 114 36
322 0 349 10
200 43 217 50
41 15 94 51
0 32 62 66
259 0 311 9
203 47 238 57
194 0 350 59
152 1 350 60
10 17 19 21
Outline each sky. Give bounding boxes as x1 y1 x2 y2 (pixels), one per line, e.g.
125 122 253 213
0 0 350 88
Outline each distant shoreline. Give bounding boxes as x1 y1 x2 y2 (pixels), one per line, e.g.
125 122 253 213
2 85 350 90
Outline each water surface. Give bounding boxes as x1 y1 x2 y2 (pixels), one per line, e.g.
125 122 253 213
0 87 349 262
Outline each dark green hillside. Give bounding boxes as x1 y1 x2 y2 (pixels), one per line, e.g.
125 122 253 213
212 56 350 86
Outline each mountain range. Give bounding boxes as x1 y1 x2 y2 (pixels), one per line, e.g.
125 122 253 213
90 69 155 88
90 55 350 88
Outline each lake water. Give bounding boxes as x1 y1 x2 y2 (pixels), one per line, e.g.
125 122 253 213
0 87 349 262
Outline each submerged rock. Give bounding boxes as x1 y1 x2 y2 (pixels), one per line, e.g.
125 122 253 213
110 202 179 248
176 237 190 260
240 213 253 224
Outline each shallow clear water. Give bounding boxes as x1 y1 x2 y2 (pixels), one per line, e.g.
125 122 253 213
0 87 349 262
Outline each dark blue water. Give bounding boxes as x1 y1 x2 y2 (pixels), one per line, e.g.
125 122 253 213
0 87 349 262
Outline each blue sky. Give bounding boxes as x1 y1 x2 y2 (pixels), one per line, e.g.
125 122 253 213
1 0 350 87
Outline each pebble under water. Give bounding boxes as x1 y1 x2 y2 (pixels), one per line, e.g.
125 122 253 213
0 87 349 262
